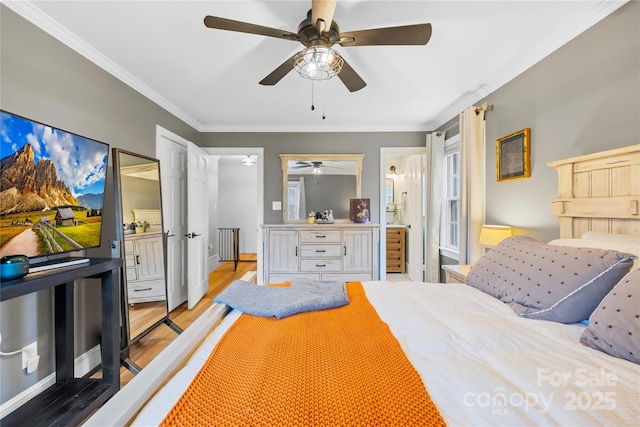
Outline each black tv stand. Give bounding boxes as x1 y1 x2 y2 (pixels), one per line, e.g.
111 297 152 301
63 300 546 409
0 258 122 427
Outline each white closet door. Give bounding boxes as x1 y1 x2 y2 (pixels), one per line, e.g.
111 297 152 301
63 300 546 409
157 134 188 311
187 142 210 309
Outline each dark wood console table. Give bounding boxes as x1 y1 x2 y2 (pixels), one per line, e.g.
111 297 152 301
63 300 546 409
0 257 122 427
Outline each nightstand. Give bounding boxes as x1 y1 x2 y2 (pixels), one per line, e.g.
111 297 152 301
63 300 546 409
441 264 472 284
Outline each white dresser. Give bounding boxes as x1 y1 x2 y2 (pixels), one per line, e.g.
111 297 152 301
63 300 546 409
123 231 166 303
262 224 380 284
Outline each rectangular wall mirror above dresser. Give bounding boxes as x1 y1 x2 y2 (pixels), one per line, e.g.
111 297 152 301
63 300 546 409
280 154 364 223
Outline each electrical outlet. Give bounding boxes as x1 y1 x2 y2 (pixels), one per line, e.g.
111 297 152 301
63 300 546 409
21 342 38 371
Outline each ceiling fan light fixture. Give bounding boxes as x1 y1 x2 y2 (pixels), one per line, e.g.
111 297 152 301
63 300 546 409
294 45 343 80
241 155 256 166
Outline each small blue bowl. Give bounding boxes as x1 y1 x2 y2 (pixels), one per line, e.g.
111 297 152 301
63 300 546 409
1 255 30 281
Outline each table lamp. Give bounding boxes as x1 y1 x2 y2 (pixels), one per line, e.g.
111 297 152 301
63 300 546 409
479 225 513 249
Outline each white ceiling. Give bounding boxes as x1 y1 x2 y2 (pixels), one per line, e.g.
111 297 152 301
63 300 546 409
7 1 626 132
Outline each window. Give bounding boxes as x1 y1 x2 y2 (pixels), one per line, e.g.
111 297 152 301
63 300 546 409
440 135 460 259
287 181 301 220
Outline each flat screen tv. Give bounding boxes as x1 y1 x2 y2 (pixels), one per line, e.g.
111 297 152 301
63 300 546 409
0 110 109 264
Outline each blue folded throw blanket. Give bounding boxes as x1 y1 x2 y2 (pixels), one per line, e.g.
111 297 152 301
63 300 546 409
213 279 350 319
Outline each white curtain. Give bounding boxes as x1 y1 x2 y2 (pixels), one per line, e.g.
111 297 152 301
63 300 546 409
299 177 306 219
459 106 486 264
425 131 445 282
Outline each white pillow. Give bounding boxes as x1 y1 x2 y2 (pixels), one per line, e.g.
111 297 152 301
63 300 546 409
581 231 640 246
548 237 639 270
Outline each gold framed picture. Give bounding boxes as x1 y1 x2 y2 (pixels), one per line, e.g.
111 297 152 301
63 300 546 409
496 128 531 181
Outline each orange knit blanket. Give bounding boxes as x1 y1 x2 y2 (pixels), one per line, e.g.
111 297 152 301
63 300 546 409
161 282 446 426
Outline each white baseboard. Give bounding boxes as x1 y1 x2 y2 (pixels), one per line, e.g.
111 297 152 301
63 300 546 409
207 253 219 274
74 344 102 377
0 344 102 417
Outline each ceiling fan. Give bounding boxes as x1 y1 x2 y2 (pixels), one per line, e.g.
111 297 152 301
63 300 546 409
203 0 432 92
290 161 341 172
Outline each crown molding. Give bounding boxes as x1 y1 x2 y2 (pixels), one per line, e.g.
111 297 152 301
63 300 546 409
426 0 629 130
4 0 628 134
3 0 202 131
198 123 432 133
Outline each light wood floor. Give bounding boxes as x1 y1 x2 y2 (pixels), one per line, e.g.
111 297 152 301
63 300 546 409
119 254 257 386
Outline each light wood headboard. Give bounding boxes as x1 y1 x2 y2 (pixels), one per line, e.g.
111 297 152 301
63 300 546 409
547 145 640 238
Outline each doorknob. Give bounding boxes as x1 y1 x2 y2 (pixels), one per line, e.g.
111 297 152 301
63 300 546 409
191 233 201 237
406 224 412 229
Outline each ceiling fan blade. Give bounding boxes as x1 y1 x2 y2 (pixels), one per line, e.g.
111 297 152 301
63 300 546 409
339 23 432 46
311 0 337 33
337 58 367 92
259 53 297 86
204 16 299 41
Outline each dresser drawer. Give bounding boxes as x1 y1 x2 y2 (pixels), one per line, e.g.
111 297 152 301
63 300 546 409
300 259 342 272
387 242 403 251
386 228 404 238
300 244 342 258
127 280 166 303
300 230 342 243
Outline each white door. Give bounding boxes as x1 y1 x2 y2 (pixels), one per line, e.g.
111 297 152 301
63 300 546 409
187 142 210 309
406 154 425 282
157 135 188 311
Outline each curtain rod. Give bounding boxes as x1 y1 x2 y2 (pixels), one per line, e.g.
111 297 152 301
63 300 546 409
475 102 494 116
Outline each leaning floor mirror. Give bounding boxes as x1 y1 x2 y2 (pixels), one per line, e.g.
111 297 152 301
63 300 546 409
112 149 181 373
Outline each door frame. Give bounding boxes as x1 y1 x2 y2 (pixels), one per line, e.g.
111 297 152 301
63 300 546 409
379 147 426 281
204 147 264 284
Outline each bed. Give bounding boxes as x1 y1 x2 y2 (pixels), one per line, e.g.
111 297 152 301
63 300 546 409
86 145 640 426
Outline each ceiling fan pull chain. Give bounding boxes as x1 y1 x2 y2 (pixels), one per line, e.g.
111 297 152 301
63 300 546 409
322 80 326 120
311 80 315 111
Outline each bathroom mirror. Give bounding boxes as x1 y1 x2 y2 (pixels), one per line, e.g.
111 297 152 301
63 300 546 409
113 149 179 360
386 178 394 203
280 154 363 222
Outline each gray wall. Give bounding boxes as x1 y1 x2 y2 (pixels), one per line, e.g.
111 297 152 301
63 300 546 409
437 1 639 244
198 133 427 224
0 6 198 403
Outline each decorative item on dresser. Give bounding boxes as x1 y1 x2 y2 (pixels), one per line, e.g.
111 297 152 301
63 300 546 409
262 223 379 284
386 226 406 273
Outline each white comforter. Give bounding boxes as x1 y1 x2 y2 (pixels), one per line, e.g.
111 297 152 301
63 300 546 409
133 282 640 426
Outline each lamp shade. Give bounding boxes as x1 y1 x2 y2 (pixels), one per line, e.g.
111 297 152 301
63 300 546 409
479 225 512 247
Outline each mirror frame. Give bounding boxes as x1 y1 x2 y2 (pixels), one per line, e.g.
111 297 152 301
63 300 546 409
280 154 364 223
113 148 171 348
